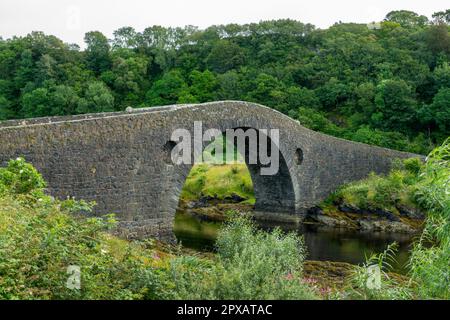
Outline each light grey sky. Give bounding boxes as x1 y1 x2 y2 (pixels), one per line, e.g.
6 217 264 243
0 0 448 47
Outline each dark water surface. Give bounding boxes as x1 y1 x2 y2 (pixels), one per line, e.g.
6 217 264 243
173 210 417 274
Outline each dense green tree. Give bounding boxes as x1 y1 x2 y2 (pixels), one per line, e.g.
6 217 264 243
0 95 14 120
422 88 450 133
432 9 450 24
76 81 115 113
145 70 188 106
433 62 450 89
372 79 417 132
426 24 450 55
285 86 321 110
112 27 138 49
35 54 58 85
187 70 218 102
355 82 375 113
49 85 79 116
216 71 244 100
295 107 343 137
315 78 350 111
430 62 450 98
13 49 34 91
385 10 428 28
206 40 246 73
20 87 50 117
246 73 287 112
0 47 16 80
84 31 111 74
350 126 411 151
106 51 150 106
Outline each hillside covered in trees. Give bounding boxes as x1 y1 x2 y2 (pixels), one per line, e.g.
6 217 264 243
1 9 449 154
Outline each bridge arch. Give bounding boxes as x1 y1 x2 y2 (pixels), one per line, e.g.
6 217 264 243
167 125 298 221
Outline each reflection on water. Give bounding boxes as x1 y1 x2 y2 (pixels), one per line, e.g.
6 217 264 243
173 210 417 274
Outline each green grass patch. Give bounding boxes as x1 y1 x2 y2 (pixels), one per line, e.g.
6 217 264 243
325 158 424 215
180 163 255 203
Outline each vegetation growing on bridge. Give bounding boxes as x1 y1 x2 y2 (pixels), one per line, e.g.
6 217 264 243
1 10 450 153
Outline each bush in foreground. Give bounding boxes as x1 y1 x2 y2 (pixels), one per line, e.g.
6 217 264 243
0 158 152 299
0 158 316 299
137 215 317 299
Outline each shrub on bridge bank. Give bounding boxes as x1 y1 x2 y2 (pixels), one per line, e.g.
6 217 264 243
0 194 148 299
323 157 425 221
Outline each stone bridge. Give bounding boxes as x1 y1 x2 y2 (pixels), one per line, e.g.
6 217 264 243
0 101 417 240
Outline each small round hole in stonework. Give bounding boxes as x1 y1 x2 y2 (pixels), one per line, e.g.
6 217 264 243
163 141 177 164
294 148 303 165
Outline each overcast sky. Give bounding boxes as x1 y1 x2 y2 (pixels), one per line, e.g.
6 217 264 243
0 0 448 47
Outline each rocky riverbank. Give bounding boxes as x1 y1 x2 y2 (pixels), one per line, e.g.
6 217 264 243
304 204 424 234
178 197 424 234
178 197 254 222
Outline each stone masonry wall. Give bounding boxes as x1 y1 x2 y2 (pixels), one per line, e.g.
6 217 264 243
0 101 419 240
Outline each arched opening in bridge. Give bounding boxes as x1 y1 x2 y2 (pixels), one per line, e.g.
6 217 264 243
172 128 296 250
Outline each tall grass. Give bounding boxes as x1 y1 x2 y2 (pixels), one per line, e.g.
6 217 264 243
338 139 449 300
345 139 450 299
212 215 316 299
344 243 413 300
408 138 450 299
138 215 318 299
